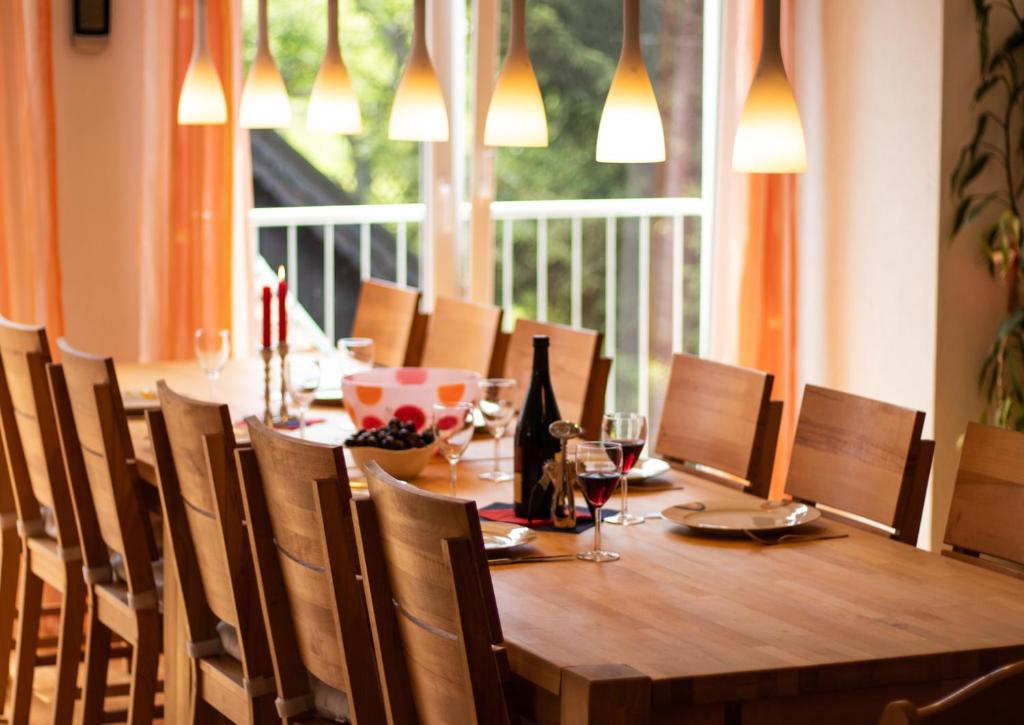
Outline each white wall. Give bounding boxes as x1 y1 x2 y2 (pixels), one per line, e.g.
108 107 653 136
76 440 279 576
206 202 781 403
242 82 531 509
51 0 146 360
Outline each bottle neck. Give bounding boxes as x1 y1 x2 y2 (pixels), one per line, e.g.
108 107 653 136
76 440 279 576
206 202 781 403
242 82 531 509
530 345 551 387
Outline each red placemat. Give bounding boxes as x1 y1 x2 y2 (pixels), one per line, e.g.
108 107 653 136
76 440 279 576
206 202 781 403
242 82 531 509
479 502 617 534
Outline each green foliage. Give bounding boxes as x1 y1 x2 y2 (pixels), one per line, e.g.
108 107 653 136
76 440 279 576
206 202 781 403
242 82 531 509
956 0 1024 429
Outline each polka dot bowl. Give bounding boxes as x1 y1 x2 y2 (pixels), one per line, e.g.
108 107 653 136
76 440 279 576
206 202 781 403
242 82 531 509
341 367 481 433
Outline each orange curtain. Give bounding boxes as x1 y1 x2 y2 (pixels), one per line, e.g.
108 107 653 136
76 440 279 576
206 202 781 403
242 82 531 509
0 0 64 340
138 0 244 361
738 0 799 495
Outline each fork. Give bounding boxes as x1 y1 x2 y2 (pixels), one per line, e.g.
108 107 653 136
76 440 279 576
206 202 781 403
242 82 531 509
488 554 575 566
743 530 849 546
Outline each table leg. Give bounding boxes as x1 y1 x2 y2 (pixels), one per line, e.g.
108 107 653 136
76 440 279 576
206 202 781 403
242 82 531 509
560 664 651 725
163 523 189 720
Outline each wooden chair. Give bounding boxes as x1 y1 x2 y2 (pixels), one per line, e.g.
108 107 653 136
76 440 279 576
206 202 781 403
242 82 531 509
419 296 503 376
502 319 604 434
0 317 87 724
784 384 934 545
878 660 1024 724
351 461 513 724
146 381 277 723
350 279 425 368
942 421 1024 578
654 354 782 498
235 417 386 723
47 339 164 723
0 392 20 711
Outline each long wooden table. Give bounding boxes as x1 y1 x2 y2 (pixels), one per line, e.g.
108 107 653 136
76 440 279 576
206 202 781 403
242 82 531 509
119 360 1024 724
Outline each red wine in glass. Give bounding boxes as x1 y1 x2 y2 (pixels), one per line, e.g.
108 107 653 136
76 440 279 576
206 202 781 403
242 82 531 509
613 438 646 473
578 471 621 507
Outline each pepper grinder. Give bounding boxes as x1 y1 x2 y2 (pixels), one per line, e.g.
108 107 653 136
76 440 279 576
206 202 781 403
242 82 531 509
549 420 582 529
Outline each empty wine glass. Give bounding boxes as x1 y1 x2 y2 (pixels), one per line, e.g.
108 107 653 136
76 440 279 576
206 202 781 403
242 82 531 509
433 402 475 497
285 356 321 438
337 337 375 373
194 329 230 400
575 441 623 562
601 412 648 526
477 378 517 482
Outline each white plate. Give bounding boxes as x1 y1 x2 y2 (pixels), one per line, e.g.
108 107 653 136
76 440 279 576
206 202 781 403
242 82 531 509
627 457 670 481
660 501 821 534
480 521 536 552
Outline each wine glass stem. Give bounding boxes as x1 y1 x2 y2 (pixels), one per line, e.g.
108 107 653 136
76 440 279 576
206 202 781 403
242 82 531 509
207 373 216 401
493 434 501 475
620 476 629 516
299 408 307 438
449 460 457 497
594 506 602 553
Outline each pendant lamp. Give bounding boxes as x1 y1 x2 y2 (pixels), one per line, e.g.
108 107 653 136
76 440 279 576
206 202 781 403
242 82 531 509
388 0 449 142
240 0 291 129
484 0 547 147
595 0 665 163
177 0 228 125
307 0 362 133
732 0 806 172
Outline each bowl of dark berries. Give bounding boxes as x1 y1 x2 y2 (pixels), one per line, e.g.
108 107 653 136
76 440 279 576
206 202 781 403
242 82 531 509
345 418 437 481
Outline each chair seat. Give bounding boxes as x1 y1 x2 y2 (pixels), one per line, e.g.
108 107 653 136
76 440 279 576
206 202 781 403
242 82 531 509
217 623 350 722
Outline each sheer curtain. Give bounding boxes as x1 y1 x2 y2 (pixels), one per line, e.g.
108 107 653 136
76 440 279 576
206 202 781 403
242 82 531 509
137 0 253 361
712 0 801 494
0 0 64 343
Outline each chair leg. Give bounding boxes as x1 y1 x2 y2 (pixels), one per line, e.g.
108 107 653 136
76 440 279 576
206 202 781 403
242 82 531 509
0 532 20 709
81 607 113 725
126 613 160 725
10 563 43 725
51 574 86 725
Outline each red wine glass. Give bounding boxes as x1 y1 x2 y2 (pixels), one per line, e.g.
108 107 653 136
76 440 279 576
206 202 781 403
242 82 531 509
601 413 647 526
575 441 623 562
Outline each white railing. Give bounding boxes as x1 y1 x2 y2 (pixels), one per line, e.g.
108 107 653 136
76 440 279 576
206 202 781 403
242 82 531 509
250 196 709 421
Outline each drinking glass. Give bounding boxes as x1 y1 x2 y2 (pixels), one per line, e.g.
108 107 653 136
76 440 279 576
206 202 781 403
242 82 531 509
194 329 230 400
575 441 623 562
477 378 517 482
601 412 648 526
433 402 475 497
285 356 321 438
337 337 375 373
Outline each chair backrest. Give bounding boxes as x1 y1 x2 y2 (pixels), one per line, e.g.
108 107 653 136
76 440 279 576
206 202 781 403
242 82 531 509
47 340 156 596
149 381 272 679
420 296 502 376
236 417 385 722
353 462 509 725
785 384 933 544
351 279 422 368
654 354 781 498
878 660 1024 724
0 317 76 547
943 421 1024 576
501 319 602 427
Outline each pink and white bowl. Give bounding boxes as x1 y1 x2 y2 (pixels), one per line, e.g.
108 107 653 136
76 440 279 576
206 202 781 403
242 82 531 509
341 367 480 432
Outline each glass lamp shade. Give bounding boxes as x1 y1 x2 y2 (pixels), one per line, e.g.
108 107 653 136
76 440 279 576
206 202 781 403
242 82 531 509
731 0 806 173
240 50 292 129
388 0 449 142
484 0 547 147
731 64 806 172
176 0 227 125
596 0 665 163
308 53 362 133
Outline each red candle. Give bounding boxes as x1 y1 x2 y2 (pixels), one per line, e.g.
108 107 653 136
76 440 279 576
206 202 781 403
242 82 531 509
277 266 287 343
261 286 272 349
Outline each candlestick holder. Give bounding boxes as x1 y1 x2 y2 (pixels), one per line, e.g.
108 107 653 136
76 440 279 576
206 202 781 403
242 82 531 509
260 346 274 426
278 341 289 422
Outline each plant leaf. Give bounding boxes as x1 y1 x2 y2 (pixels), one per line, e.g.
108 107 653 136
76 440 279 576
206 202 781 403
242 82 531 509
957 152 992 194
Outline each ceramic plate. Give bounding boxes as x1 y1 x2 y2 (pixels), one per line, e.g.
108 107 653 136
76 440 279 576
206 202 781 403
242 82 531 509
661 501 821 534
480 521 537 552
627 457 670 481
122 390 160 417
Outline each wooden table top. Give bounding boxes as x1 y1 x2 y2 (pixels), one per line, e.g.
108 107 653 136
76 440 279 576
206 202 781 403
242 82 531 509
118 359 1024 710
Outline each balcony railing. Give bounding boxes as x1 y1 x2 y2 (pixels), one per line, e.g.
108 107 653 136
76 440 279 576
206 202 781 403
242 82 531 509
250 196 709 428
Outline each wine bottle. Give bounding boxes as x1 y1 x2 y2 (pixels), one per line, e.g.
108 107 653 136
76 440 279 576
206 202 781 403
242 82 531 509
514 336 561 519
